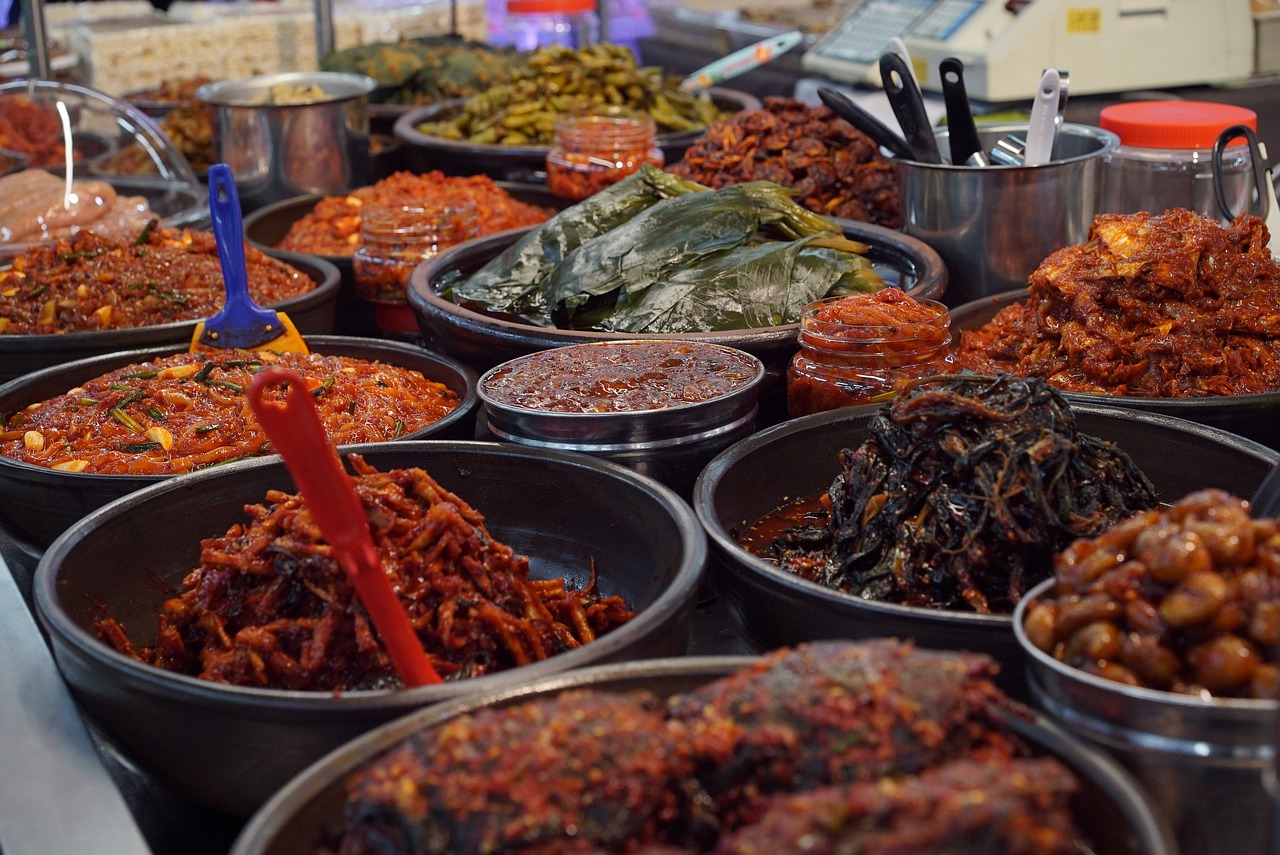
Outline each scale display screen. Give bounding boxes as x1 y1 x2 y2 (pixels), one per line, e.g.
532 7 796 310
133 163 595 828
802 0 983 80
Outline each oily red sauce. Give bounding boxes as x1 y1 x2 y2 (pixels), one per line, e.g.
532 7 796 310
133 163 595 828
482 340 761 414
1 350 460 475
0 226 315 335
735 492 829 556
277 171 554 257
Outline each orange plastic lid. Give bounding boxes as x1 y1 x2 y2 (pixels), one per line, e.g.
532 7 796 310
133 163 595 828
1099 101 1257 149
507 0 596 15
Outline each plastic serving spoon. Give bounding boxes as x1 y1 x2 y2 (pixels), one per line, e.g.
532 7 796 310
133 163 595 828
191 164 309 354
248 366 442 687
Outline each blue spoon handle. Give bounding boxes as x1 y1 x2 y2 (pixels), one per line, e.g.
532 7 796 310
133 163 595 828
206 164 278 334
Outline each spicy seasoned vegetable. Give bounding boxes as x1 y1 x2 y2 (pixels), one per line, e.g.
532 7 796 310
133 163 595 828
321 38 522 106
1 350 459 475
747 373 1158 614
955 209 1280 397
1024 489 1280 699
95 455 636 690
448 164 883 334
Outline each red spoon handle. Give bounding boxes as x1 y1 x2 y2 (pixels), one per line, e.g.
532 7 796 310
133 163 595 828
248 367 442 687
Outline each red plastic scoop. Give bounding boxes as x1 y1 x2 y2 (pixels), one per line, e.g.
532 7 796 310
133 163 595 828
248 367 442 687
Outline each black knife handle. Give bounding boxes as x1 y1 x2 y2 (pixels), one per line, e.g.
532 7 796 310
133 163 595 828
816 86 915 160
939 57 983 166
879 52 941 164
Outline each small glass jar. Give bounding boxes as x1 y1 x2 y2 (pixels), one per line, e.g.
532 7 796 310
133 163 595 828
1098 101 1257 218
787 291 954 417
497 0 600 52
352 201 479 334
546 112 663 201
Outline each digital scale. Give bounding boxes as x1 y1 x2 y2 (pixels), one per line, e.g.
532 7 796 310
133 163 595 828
801 0 1255 102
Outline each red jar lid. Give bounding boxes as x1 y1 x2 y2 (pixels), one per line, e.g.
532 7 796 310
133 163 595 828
1098 101 1257 149
507 0 595 15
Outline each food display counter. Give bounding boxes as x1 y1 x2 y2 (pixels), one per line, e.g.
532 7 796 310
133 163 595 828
4 4 1280 853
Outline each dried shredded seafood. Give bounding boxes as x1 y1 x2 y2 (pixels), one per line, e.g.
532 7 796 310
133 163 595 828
955 209 1280 397
95 455 636 690
668 97 901 227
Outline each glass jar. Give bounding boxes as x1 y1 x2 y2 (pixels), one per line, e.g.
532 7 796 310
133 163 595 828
496 0 600 52
1097 101 1256 218
546 111 663 201
352 201 479 333
787 291 954 417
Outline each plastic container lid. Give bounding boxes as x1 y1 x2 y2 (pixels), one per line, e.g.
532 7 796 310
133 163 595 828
507 0 596 14
1098 101 1258 149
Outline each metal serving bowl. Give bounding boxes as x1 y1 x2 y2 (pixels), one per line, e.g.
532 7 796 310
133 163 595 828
1015 578 1275 855
951 288 1280 450
478 340 765 496
0 251 338 384
407 221 947 408
229 654 1176 855
392 88 762 182
33 441 705 816
242 186 567 338
692 402 1280 699
0 336 477 550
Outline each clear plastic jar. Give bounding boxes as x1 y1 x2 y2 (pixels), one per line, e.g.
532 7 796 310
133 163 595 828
352 201 479 333
546 111 663 200
498 0 600 51
787 291 954 417
1098 101 1256 218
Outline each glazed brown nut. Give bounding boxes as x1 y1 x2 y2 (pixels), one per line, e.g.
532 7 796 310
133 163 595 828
1027 488 1280 699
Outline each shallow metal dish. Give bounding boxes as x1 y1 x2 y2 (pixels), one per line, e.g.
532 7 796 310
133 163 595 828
34 441 705 816
0 251 337 384
392 88 762 182
242 186 566 337
230 654 1176 855
692 402 1280 699
1016 578 1274 855
0 336 477 549
407 221 947 406
951 288 1280 450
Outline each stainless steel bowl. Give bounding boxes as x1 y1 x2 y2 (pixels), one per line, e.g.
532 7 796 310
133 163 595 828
34 441 705 815
198 72 378 212
1015 577 1275 855
692 402 1280 700
950 288 1280 450
230 654 1176 855
0 336 477 549
478 340 765 496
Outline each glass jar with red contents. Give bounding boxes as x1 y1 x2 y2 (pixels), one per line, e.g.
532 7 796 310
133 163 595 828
546 111 663 201
787 289 954 417
352 201 479 334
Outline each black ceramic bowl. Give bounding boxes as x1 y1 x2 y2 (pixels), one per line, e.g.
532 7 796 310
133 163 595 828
692 402 1280 698
242 186 566 338
951 288 1280 450
408 222 947 406
392 88 762 182
0 336 477 549
229 654 1176 855
0 251 337 383
33 441 705 816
